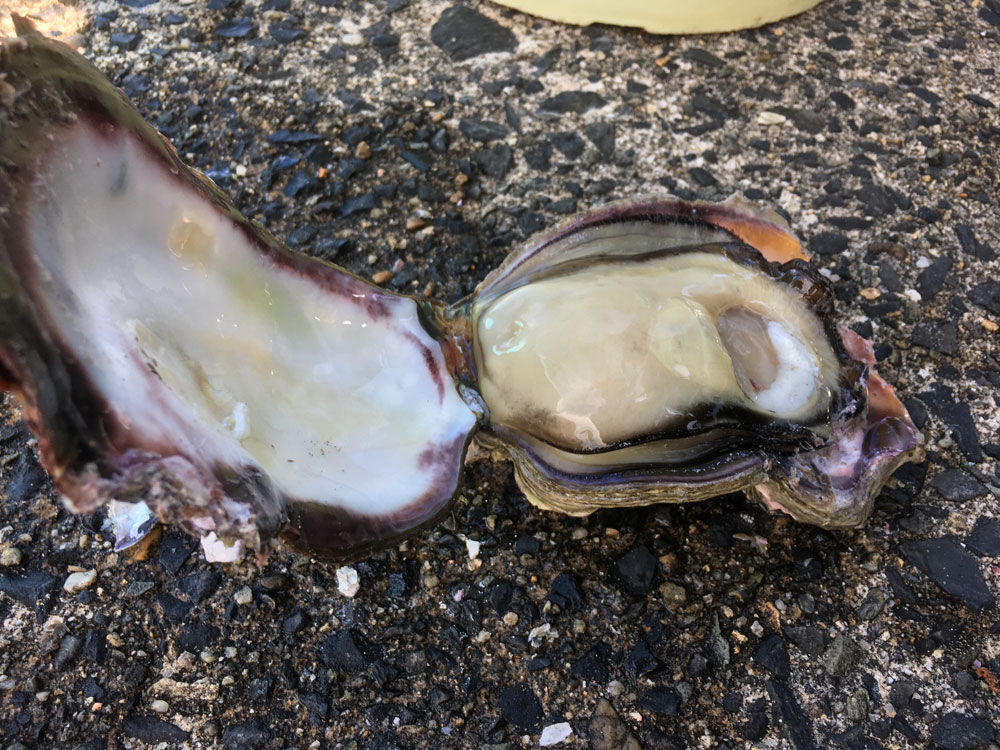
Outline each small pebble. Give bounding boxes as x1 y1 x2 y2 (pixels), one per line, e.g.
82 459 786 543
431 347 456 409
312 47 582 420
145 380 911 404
336 566 360 598
63 569 97 594
233 586 252 606
150 699 169 714
757 111 787 125
0 547 22 566
465 538 480 560
540 722 573 746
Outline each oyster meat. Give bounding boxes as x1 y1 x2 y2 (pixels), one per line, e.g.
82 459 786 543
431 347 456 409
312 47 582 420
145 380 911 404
0 23 922 559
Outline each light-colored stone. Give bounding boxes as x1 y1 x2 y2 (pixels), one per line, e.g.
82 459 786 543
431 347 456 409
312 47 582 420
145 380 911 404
63 569 97 593
757 110 787 125
233 586 252 605
336 566 360 598
151 677 220 703
0 547 22 566
540 722 573 746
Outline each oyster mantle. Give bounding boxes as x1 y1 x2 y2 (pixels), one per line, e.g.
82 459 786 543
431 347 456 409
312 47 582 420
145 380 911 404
0 23 922 559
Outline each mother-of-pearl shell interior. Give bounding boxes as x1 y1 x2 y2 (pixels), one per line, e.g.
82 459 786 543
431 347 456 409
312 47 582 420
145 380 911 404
26 122 476 516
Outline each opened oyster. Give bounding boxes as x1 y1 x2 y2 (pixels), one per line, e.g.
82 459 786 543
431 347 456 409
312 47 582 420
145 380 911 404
0 23 922 560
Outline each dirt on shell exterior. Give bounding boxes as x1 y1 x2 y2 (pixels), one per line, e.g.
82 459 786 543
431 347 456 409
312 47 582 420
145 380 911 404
1 0 999 749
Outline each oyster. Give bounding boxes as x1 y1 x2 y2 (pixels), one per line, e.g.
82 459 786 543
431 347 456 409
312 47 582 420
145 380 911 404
0 23 922 560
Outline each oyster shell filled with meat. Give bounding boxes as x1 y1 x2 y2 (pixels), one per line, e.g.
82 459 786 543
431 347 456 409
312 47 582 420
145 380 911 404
0 22 922 560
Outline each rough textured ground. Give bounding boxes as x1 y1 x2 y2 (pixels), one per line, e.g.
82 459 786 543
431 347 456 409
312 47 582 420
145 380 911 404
2 0 999 748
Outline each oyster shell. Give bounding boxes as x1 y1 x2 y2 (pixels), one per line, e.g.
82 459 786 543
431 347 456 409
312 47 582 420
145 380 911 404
467 201 921 528
0 23 922 560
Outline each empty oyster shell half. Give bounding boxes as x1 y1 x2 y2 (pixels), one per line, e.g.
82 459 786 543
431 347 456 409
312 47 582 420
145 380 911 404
0 23 922 560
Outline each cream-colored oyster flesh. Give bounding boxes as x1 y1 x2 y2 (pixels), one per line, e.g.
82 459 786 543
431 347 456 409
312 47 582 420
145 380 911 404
475 251 838 451
27 121 476 521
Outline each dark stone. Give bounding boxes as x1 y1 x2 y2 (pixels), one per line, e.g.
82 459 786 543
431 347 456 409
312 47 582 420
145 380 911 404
793 109 825 134
489 579 514 615
969 282 1000 316
585 122 615 160
878 261 902 292
856 589 887 621
158 593 192 621
967 516 1000 557
498 682 543 731
910 86 942 106
686 653 708 678
886 567 919 605
911 321 958 356
471 145 512 179
430 5 517 62
321 629 376 673
110 32 141 50
956 224 997 260
370 658 399 686
158 533 192 575
918 384 982 462
918 206 942 223
122 716 189 743
767 680 818 750
827 34 854 50
823 635 861 677
268 129 324 144
514 533 540 555
929 712 994 750
458 118 507 143
809 231 849 255
753 634 790 679
683 47 725 67
178 622 220 653
298 691 329 718
7 451 47 504
538 91 607 115
741 698 769 741
282 607 308 638
340 193 377 217
83 630 107 663
270 24 307 43
0 571 58 616
931 470 986 501
549 131 586 159
856 184 897 216
287 226 317 247
179 570 221 604
638 687 679 715
550 572 584 611
54 634 83 670
893 717 920 741
901 537 995 611
889 680 917 710
524 141 552 170
626 639 660 678
916 257 953 300
571 642 613 682
828 216 872 230
222 719 270 749
614 545 658 595
248 676 272 703
520 211 544 236
689 166 718 187
214 18 254 39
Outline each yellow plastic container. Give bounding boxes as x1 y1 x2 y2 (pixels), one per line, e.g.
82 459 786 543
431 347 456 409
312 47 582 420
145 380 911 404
491 0 824 34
